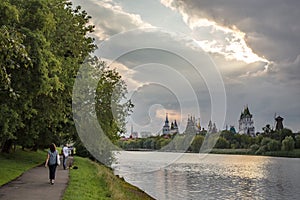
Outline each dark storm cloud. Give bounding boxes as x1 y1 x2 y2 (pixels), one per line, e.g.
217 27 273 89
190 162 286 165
163 0 300 62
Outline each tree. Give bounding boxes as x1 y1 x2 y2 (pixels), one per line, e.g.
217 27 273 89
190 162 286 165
295 135 300 149
278 128 293 142
262 124 272 136
72 57 133 164
281 136 295 151
190 135 204 153
94 58 133 143
215 137 229 149
0 0 96 152
267 139 281 151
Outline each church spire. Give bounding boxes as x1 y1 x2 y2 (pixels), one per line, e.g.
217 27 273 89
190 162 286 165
165 113 169 123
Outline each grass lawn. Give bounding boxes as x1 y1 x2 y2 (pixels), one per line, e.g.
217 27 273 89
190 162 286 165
0 148 45 186
63 156 154 200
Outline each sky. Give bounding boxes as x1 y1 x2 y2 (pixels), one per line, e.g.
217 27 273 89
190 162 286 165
72 0 300 135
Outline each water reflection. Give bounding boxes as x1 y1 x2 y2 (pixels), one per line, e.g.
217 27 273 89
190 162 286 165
113 152 300 200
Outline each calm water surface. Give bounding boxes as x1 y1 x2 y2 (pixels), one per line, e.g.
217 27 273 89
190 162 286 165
113 152 300 200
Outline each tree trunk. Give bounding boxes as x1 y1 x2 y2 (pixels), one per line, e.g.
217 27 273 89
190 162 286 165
1 139 13 153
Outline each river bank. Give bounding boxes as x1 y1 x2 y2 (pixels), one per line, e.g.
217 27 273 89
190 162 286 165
209 148 300 158
0 149 154 200
126 148 300 158
63 156 154 200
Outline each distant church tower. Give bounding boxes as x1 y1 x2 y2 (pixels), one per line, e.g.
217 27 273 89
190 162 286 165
184 115 201 134
238 105 255 136
275 115 284 130
170 120 179 134
162 113 170 135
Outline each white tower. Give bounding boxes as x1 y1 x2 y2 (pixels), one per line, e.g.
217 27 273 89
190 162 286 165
238 105 255 136
162 113 170 135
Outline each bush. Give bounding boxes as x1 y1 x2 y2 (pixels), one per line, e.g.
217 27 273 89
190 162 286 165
261 137 272 146
190 135 204 153
250 144 259 152
281 136 295 151
255 145 267 155
215 137 230 149
267 139 281 151
295 135 300 149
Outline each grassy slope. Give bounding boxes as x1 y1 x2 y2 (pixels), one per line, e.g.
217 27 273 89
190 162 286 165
0 149 45 186
63 156 154 200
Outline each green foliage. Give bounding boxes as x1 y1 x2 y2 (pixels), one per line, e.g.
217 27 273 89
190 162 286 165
281 136 295 151
250 144 259 152
72 57 133 163
261 137 272 146
256 137 281 153
255 145 268 155
277 128 293 141
215 137 229 149
63 157 154 200
267 139 281 151
94 59 133 141
0 0 97 152
295 135 300 149
190 135 204 153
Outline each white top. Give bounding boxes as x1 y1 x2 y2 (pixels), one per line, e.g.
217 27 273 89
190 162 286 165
63 146 69 157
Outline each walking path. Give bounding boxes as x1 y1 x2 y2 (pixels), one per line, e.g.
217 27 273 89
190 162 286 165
0 164 69 200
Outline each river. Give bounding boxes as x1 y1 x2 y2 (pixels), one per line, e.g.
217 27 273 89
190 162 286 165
112 151 300 200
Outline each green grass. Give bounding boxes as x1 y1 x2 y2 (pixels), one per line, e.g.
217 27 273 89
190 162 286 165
63 156 154 200
0 148 45 186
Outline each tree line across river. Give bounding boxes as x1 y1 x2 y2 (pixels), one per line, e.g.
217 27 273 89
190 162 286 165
118 128 300 155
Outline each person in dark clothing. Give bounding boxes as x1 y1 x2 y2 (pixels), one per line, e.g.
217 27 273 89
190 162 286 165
45 143 59 185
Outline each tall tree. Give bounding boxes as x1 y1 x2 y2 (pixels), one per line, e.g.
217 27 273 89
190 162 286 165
72 57 133 164
0 0 96 152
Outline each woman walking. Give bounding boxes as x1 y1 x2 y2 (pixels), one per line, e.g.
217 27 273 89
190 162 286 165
45 143 59 185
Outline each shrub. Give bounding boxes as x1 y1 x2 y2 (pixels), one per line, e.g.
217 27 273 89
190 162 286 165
215 137 230 149
255 145 267 155
295 135 300 149
267 139 281 151
250 144 259 152
281 136 295 151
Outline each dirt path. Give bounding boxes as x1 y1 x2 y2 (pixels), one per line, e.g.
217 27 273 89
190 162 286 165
0 164 69 200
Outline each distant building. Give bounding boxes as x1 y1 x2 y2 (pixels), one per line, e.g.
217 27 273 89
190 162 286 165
275 115 284 130
129 124 138 139
162 113 170 135
162 113 179 135
207 120 218 133
238 105 255 136
140 131 152 138
170 120 179 134
184 115 201 134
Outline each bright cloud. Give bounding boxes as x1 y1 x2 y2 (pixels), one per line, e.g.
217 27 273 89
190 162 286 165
73 0 153 41
72 0 300 132
161 0 271 66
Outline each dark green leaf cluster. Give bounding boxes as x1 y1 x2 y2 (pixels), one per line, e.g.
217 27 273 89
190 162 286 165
0 0 97 152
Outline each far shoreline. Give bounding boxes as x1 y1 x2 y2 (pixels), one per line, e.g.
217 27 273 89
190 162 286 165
122 148 300 159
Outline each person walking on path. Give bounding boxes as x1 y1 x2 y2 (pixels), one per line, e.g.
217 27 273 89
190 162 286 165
62 144 69 170
45 143 59 185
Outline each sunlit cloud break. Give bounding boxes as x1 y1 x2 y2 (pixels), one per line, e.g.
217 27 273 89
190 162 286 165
161 0 271 66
